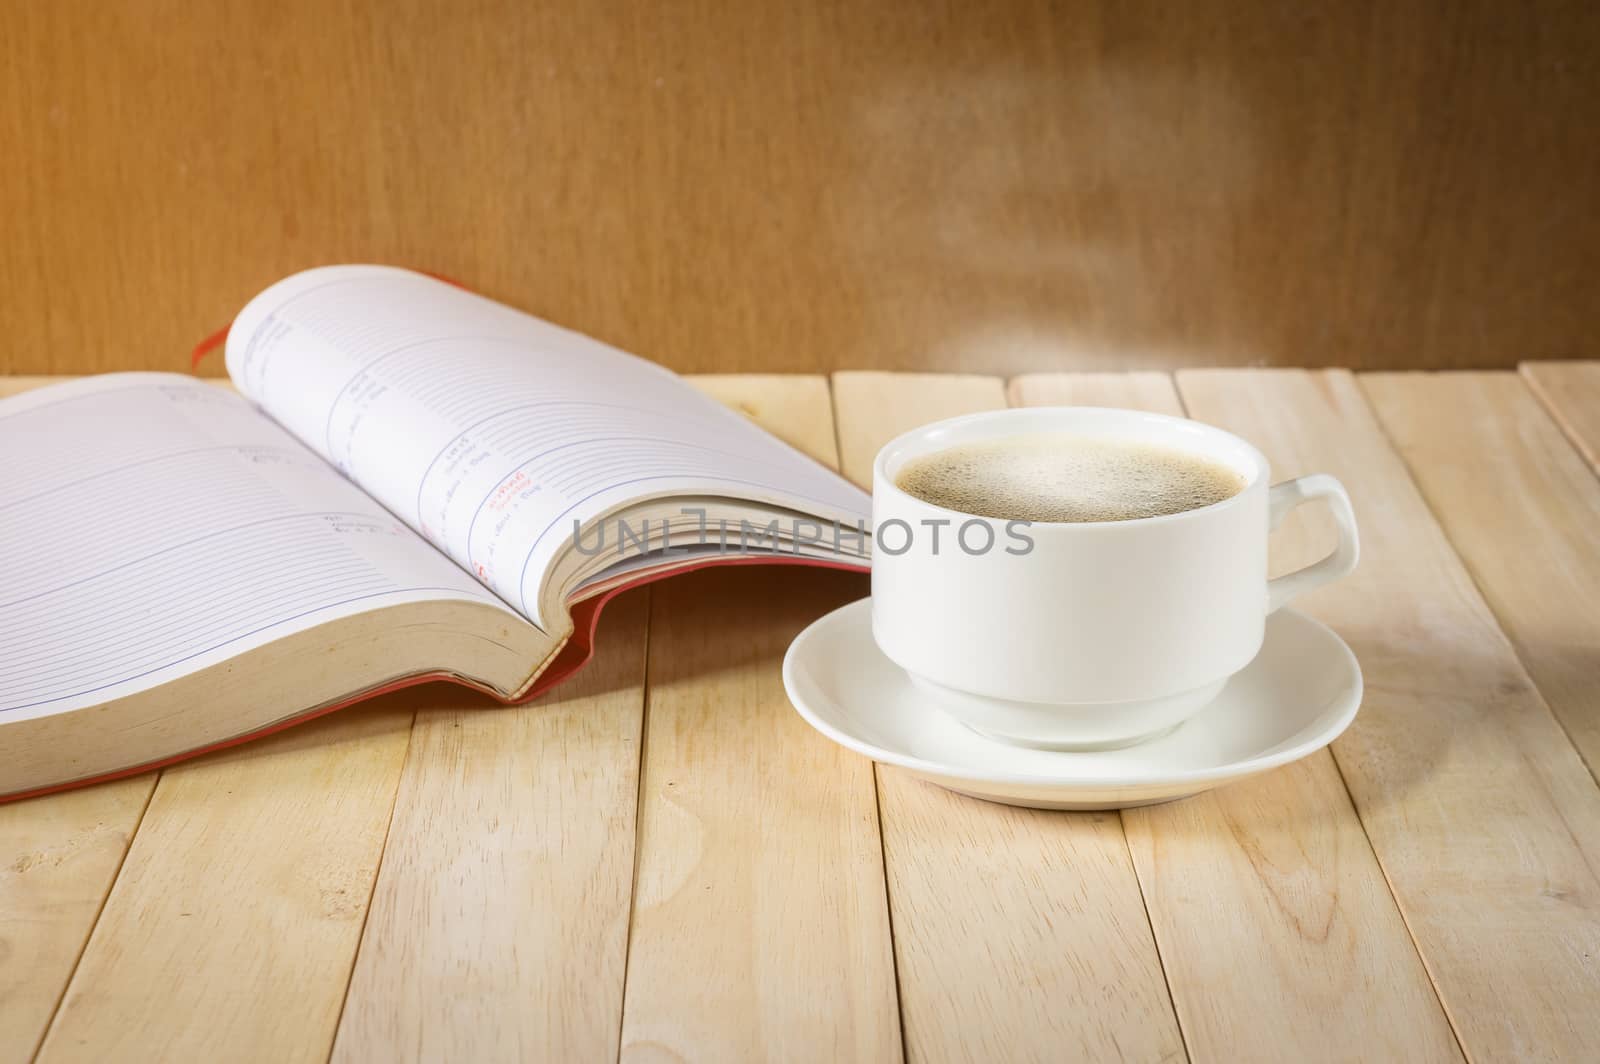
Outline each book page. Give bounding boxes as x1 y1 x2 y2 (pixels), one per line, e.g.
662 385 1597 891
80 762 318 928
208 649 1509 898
0 374 516 723
225 266 870 628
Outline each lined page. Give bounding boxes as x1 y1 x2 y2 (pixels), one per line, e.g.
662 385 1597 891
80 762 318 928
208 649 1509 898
0 375 514 723
226 266 869 626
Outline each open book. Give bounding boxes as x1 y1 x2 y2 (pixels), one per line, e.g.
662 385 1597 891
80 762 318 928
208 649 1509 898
0 266 870 800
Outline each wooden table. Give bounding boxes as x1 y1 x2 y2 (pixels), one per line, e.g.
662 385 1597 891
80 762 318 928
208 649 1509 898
4 365 1600 1063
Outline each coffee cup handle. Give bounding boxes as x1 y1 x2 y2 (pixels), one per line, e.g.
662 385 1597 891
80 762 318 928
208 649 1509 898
1266 474 1360 614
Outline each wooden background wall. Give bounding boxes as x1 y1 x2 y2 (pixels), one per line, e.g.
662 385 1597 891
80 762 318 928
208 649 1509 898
2 0 1596 376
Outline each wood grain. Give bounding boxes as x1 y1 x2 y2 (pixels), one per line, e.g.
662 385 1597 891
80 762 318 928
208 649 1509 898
833 372 1009 486
1522 362 1600 472
621 566 893 1062
620 378 898 1061
0 780 152 1064
1008 371 1188 414
832 372 1186 1063
1364 372 1600 783
332 599 648 1063
1177 369 1600 1062
3 3 1598 377
692 375 843 465
36 701 417 1063
1010 373 1460 1062
0 377 157 1064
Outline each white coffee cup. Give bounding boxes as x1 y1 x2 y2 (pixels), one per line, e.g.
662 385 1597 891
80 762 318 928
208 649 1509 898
870 406 1359 749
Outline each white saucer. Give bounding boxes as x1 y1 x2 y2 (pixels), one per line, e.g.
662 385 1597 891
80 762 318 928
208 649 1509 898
782 598 1362 810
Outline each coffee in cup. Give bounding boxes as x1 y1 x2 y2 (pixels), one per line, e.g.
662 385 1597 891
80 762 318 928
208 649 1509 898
893 433 1247 523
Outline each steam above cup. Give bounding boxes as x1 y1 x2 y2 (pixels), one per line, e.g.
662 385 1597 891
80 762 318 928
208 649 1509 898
869 407 1359 750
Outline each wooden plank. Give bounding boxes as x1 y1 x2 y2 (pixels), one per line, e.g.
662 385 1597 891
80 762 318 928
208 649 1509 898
1009 373 1461 1062
1365 371 1600 783
37 701 416 1063
0 376 71 393
619 378 899 1061
622 566 894 1062
0 376 158 1064
833 372 1005 487
1008 371 1186 415
829 372 1186 1064
1522 361 1600 472
692 374 843 463
1177 368 1600 1062
0 781 152 1064
332 601 648 1063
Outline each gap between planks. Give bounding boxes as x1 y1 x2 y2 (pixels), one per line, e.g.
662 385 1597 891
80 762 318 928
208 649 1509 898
331 606 647 1063
613 593 655 1062
616 375 899 1061
1175 368 1600 1062
0 377 161 1064
1364 369 1600 788
827 375 918 1064
833 371 1190 1064
1521 361 1600 474
35 701 420 1063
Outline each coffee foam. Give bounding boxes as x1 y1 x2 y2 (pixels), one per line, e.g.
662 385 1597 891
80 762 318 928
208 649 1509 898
893 432 1246 523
